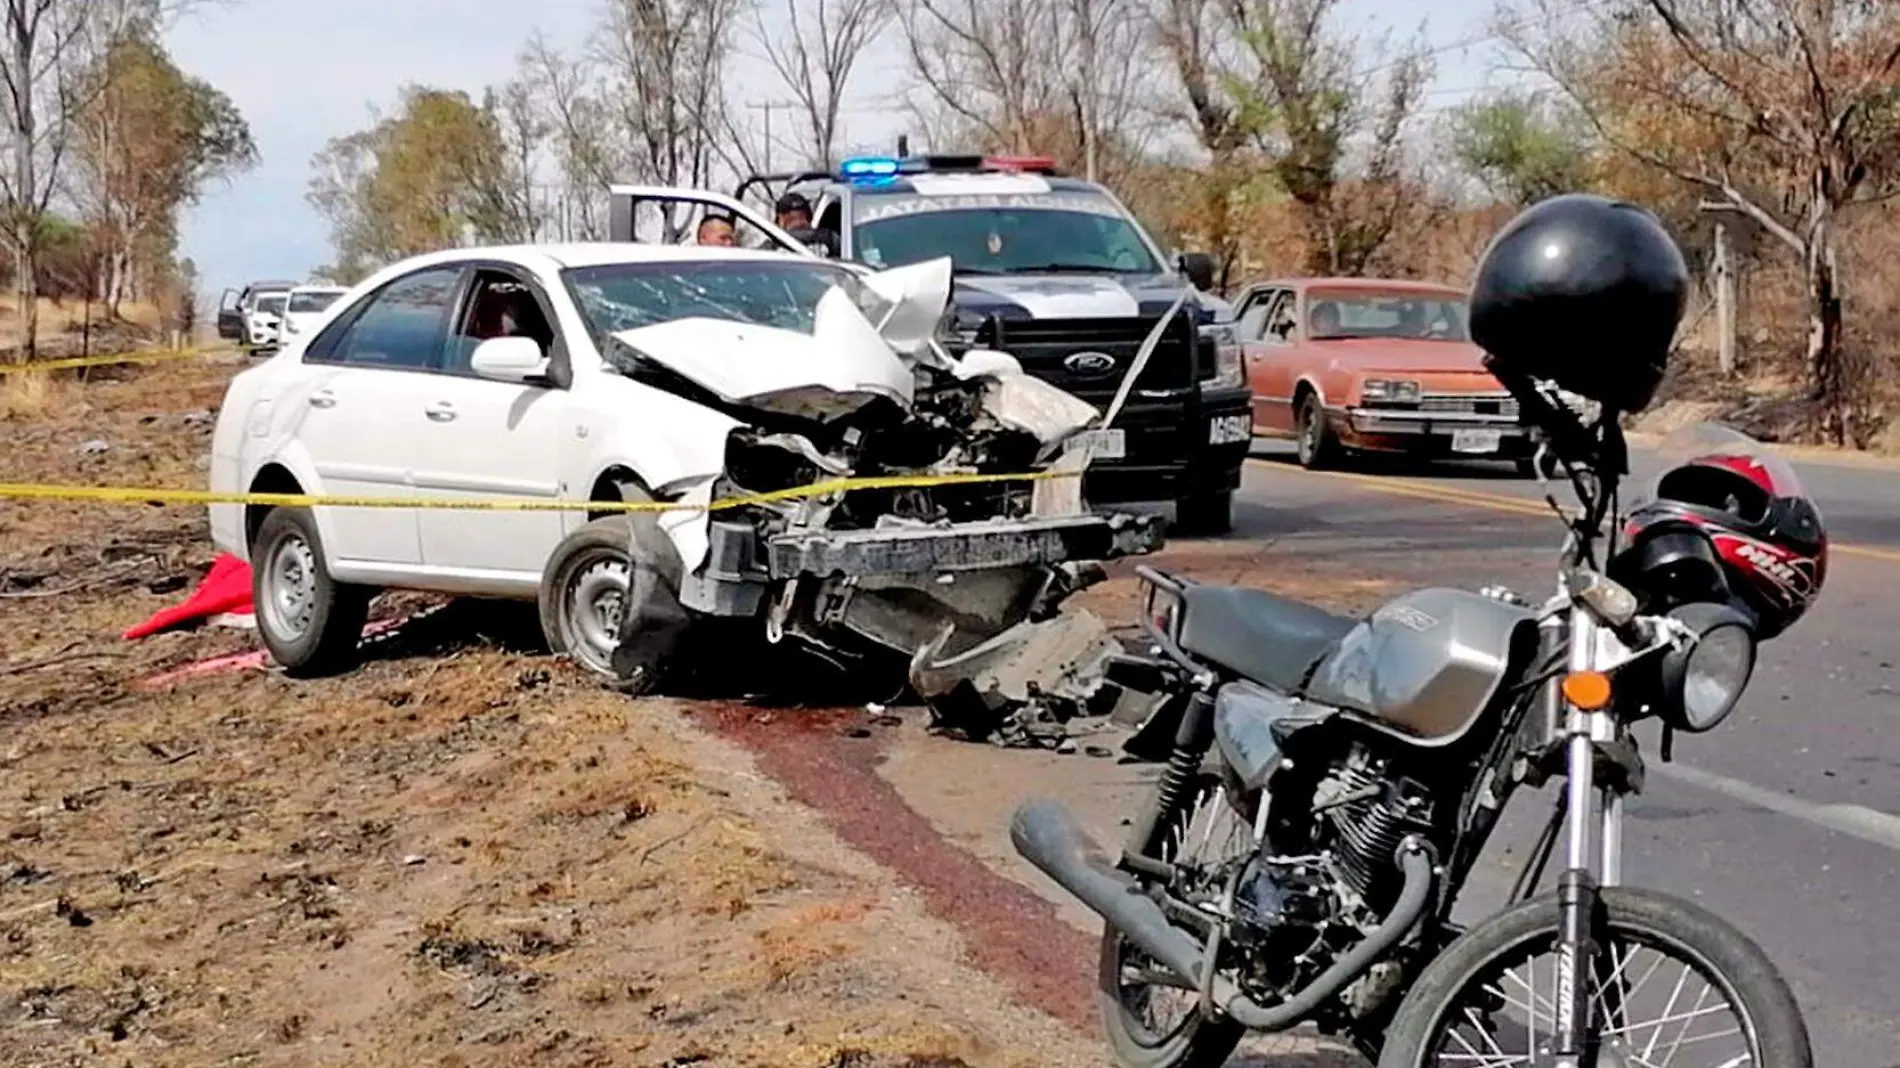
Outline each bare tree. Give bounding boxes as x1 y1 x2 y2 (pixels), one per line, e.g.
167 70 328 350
1501 0 1900 443
899 0 1071 154
517 34 615 240
1147 0 1248 284
756 0 893 170
593 0 746 236
1229 0 1435 276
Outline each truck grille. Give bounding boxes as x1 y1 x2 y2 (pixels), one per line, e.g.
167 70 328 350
976 315 1202 403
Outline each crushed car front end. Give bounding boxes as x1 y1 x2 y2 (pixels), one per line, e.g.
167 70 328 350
572 250 1166 738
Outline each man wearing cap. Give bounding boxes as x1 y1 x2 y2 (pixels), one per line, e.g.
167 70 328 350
774 192 813 231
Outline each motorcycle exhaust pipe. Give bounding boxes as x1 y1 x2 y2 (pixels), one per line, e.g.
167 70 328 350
1011 799 1439 1033
1009 799 1208 986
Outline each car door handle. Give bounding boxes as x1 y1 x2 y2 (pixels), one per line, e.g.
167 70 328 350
308 390 336 409
424 402 457 422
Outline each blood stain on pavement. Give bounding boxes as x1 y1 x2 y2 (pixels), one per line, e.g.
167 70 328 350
693 703 1099 1030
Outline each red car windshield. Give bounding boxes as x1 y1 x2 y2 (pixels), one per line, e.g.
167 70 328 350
1306 291 1469 342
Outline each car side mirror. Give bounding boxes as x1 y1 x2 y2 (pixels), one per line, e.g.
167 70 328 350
1177 251 1215 292
469 336 549 384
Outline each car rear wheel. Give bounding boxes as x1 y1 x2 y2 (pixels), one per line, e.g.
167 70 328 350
538 485 690 693
252 507 371 677
1295 393 1339 469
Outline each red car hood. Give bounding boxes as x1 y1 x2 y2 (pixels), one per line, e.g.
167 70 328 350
1316 338 1489 375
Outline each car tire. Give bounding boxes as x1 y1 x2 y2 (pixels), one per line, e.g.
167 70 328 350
1295 392 1339 469
1173 489 1234 536
538 485 690 693
251 507 371 678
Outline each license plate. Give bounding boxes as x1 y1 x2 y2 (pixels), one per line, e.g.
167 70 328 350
1451 428 1502 454
1208 414 1252 445
1070 428 1126 461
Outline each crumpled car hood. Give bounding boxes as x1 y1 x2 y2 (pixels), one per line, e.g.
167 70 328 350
611 264 946 419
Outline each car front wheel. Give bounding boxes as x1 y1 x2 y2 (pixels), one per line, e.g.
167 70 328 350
252 507 371 677
1296 393 1339 469
539 503 689 693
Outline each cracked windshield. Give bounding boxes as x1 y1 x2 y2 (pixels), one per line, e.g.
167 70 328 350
564 260 867 347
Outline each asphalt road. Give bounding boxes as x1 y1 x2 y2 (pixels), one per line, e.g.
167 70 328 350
884 441 1900 1067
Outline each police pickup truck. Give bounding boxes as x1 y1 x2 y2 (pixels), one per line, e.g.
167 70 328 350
735 154 1252 534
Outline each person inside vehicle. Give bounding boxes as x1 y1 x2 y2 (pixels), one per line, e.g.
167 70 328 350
696 214 737 247
775 192 813 232
1309 299 1342 339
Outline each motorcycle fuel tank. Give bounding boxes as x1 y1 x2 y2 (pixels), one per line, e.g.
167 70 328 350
1304 587 1535 744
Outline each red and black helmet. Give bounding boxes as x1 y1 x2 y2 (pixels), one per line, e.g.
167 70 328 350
1618 435 1826 639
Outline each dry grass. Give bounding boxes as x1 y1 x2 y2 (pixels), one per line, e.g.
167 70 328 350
0 354 1105 1068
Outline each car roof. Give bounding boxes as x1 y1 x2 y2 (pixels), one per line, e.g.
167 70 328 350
1265 277 1467 296
288 284 347 293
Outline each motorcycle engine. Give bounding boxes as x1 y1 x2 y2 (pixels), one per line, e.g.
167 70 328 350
1313 744 1437 906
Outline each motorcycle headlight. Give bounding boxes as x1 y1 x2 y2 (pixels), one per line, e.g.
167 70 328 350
1362 378 1421 403
1200 323 1244 390
1657 602 1757 732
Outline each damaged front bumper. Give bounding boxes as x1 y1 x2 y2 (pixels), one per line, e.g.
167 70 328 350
680 510 1164 618
678 508 1165 740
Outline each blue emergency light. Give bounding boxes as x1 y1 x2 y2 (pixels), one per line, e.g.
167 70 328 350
839 156 900 181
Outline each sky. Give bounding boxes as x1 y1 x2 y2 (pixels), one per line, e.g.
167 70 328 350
164 0 1502 301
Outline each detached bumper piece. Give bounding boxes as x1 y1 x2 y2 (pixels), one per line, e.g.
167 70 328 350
766 511 1164 579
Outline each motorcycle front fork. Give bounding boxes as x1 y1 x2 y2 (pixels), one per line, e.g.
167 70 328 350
1550 607 1627 1067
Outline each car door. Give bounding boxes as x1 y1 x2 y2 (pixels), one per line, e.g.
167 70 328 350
1247 287 1302 432
288 264 466 570
408 264 572 588
216 288 243 339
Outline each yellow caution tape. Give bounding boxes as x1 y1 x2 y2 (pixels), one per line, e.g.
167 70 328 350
0 468 1076 514
0 345 234 375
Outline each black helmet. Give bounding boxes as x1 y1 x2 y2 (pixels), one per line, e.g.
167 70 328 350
1469 194 1689 414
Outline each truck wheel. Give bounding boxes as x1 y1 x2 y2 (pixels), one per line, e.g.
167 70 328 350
1173 490 1234 536
1296 393 1339 469
539 490 689 693
252 507 371 678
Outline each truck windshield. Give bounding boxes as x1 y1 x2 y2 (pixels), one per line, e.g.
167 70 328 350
854 194 1161 275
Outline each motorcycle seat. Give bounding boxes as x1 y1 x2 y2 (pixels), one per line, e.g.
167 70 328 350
1175 584 1359 693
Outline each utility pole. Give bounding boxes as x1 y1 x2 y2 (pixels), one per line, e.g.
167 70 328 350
1700 201 1740 376
746 100 795 173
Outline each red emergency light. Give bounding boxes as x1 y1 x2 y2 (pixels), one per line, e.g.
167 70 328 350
982 155 1059 174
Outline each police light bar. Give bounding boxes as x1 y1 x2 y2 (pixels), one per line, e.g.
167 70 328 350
983 155 1058 174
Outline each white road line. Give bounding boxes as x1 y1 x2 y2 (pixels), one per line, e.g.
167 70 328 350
1657 761 1900 853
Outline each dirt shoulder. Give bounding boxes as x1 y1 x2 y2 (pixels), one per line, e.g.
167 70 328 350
1 357 1105 1067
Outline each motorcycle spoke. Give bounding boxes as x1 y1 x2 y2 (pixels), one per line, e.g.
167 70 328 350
1424 935 1754 1067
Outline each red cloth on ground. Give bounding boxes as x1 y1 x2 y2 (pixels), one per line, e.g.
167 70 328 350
124 553 254 640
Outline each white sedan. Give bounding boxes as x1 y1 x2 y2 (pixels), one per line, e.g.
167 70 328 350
276 284 349 346
208 234 1160 697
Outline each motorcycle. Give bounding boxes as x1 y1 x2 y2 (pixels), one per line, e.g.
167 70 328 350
1009 379 1819 1068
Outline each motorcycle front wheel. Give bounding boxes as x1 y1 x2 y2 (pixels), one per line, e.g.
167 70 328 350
1377 885 1811 1068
